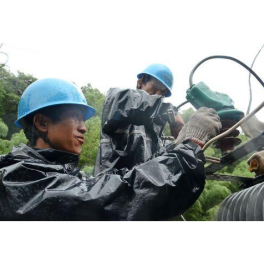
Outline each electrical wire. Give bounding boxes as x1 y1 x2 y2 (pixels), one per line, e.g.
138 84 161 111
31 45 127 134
189 55 264 89
188 54 264 152
175 100 189 111
206 159 221 164
247 44 264 114
205 156 220 161
180 215 186 221
203 102 264 151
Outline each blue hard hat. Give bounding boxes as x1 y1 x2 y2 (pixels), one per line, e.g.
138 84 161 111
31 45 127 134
137 63 173 97
15 78 95 128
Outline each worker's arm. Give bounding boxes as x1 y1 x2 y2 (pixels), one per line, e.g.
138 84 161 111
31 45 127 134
169 113 185 139
0 141 205 221
102 88 162 133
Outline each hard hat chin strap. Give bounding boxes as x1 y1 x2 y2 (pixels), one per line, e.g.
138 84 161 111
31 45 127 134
41 133 56 150
25 124 56 149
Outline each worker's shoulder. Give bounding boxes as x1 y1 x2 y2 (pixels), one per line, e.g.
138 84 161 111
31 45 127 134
0 144 44 170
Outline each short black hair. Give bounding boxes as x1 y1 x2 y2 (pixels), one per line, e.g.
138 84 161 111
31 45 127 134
140 74 167 95
141 74 155 85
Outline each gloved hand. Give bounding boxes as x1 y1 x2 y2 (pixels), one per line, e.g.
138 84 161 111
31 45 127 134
247 150 264 176
175 107 222 147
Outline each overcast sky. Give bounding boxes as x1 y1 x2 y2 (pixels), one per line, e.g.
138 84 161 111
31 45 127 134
0 42 264 121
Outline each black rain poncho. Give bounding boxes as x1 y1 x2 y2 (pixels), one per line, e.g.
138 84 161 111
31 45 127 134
94 88 178 175
0 141 205 220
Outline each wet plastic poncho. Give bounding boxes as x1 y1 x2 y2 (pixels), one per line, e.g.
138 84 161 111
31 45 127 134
94 88 177 175
0 141 205 220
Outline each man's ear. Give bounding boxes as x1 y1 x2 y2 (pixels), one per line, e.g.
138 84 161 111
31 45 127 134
33 114 50 133
137 77 143 89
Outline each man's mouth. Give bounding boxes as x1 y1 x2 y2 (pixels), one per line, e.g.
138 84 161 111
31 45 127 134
75 136 85 144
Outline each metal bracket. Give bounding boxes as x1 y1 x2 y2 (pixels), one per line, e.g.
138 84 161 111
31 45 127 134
205 132 264 176
206 174 252 183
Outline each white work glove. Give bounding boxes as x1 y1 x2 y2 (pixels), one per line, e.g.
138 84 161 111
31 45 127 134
247 150 264 176
175 107 222 147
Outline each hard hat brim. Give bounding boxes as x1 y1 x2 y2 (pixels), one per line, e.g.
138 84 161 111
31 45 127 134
15 103 95 128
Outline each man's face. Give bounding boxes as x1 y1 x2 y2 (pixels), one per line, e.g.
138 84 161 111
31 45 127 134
45 106 87 155
139 79 167 96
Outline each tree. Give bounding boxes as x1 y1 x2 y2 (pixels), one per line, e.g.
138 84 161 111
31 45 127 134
82 84 105 117
0 68 37 138
183 180 240 221
0 118 8 139
77 84 106 169
180 107 195 123
0 83 6 115
163 107 194 136
79 116 101 167
0 130 27 155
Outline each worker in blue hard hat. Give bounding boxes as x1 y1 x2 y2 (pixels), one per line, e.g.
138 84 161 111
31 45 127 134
136 63 173 97
0 77 221 220
15 78 95 155
94 63 185 175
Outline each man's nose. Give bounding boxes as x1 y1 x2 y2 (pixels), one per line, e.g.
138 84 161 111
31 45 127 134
78 120 87 134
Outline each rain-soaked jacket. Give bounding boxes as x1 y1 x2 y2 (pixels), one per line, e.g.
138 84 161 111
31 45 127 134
94 88 177 175
0 141 205 221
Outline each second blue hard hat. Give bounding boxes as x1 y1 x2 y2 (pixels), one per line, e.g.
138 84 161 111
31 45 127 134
15 78 95 128
137 63 173 97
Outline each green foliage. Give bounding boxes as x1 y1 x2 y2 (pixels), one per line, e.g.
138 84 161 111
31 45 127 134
0 83 7 115
183 180 240 221
0 130 27 155
0 139 11 155
180 107 194 123
0 68 36 138
10 130 28 146
0 68 37 94
79 84 105 167
82 166 94 175
203 205 219 221
163 107 194 136
79 116 101 167
163 123 171 136
205 134 253 178
0 118 8 138
82 84 105 117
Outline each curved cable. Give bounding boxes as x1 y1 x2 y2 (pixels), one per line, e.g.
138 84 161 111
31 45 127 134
202 100 264 151
189 55 264 89
247 45 264 114
175 100 189 111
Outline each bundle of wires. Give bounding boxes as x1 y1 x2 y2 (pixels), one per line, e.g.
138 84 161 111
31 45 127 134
247 44 264 114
